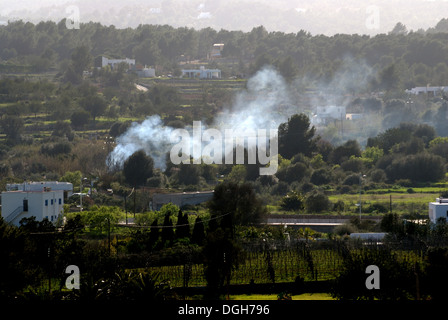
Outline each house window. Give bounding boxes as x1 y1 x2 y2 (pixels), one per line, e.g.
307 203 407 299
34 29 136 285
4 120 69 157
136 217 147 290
59 198 62 205
23 199 28 212
45 200 48 206
51 199 53 205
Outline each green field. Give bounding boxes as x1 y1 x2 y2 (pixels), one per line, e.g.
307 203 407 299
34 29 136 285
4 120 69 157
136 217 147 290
229 293 334 300
268 186 441 216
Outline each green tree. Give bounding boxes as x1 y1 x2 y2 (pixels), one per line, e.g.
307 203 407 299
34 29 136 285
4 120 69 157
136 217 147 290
70 110 90 128
278 113 317 159
175 210 190 241
362 146 384 165
148 219 160 249
277 56 298 81
0 218 28 298
176 163 201 186
207 182 267 228
0 115 24 143
310 168 332 185
161 213 174 246
385 153 445 183
423 248 448 301
305 190 332 213
203 227 242 299
191 216 205 245
70 46 92 76
331 247 417 300
82 94 107 124
60 170 83 189
280 191 304 211
329 140 362 164
52 120 74 141
378 64 401 91
276 162 309 183
123 150 154 188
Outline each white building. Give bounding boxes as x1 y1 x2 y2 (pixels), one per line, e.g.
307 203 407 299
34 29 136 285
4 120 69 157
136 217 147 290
209 43 224 59
1 189 65 226
346 113 363 120
95 56 136 70
428 197 448 223
406 86 447 96
181 66 221 79
311 106 346 125
136 67 156 78
6 181 73 198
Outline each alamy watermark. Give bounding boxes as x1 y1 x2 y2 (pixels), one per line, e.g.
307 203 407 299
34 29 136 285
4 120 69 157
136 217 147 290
66 5 80 30
169 121 278 175
65 265 80 290
365 265 380 290
365 5 380 30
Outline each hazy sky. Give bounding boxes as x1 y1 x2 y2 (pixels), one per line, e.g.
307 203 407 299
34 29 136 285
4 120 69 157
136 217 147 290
1 0 447 35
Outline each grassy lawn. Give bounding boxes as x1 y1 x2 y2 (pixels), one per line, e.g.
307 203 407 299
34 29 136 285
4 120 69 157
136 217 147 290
328 192 436 205
267 184 445 216
229 293 334 300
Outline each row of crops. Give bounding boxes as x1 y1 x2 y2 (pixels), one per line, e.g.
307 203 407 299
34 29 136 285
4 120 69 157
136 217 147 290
146 240 425 288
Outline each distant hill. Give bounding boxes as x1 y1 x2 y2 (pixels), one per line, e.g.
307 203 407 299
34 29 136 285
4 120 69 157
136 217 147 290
1 0 448 35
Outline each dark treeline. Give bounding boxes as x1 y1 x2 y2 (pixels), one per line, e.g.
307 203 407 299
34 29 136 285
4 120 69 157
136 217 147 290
1 19 448 87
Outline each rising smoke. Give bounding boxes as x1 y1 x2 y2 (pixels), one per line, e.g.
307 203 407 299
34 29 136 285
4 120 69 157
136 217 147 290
107 66 295 171
107 59 381 171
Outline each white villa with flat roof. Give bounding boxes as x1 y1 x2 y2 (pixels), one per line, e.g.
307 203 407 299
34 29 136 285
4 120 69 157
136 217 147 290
1 189 65 226
406 86 447 96
6 181 73 198
181 66 221 79
1 181 73 226
428 197 448 223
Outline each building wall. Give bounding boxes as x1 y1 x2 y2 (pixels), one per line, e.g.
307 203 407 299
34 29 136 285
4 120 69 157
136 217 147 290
407 86 447 96
152 191 214 210
95 56 136 69
181 68 221 79
6 181 73 198
428 199 448 223
1 190 64 226
136 68 156 77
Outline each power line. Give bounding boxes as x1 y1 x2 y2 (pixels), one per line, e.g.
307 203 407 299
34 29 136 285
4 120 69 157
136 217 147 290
115 212 231 229
26 211 231 234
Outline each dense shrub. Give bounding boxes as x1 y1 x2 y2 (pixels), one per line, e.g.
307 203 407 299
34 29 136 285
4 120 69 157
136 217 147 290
331 246 418 300
310 168 332 185
40 141 72 156
305 190 332 213
369 168 386 183
280 191 305 211
343 173 361 186
276 162 310 183
385 153 445 182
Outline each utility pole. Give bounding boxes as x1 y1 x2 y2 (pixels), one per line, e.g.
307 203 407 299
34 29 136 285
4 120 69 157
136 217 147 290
359 174 366 222
390 194 392 214
80 178 83 212
107 218 111 256
124 195 127 224
48 246 51 295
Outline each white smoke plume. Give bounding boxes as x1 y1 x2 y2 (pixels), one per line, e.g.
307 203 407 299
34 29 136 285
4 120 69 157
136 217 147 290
107 116 175 170
107 59 379 171
107 66 294 171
